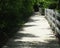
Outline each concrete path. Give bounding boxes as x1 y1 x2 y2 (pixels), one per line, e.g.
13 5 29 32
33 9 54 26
3 13 60 48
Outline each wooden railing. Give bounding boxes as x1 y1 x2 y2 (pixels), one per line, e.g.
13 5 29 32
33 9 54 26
45 9 60 35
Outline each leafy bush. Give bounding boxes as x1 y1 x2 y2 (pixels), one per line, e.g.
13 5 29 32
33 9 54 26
39 2 44 8
48 2 57 9
42 0 58 9
0 0 34 47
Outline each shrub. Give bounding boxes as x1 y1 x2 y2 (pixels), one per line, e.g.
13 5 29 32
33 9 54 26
0 0 34 47
48 2 57 9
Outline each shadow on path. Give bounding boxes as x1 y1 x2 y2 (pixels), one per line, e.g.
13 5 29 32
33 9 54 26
3 13 60 48
3 36 60 48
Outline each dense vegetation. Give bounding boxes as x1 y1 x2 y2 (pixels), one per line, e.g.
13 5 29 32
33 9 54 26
0 0 35 47
38 0 60 13
44 0 60 12
38 0 58 9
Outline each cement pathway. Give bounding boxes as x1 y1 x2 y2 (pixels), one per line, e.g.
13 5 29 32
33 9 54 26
3 13 60 48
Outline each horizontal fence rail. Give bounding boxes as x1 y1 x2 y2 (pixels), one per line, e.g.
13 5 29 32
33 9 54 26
45 9 60 35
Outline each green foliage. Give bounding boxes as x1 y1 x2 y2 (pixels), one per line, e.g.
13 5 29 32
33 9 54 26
0 0 34 47
0 0 34 33
39 0 58 9
48 2 57 9
39 2 44 8
35 0 59 10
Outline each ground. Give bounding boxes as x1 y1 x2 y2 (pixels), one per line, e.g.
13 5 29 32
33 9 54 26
2 12 60 48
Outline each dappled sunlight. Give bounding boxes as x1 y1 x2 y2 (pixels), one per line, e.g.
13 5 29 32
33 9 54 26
3 13 60 48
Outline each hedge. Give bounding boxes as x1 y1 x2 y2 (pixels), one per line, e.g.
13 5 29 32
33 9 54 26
0 0 34 47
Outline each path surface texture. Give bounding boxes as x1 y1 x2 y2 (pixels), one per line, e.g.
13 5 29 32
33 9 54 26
3 12 60 48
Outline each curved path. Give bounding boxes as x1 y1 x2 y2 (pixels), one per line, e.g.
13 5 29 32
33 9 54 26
3 13 60 48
